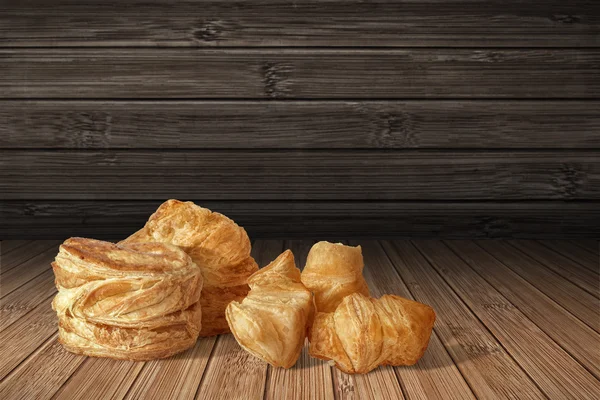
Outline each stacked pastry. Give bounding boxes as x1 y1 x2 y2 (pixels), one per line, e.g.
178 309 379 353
52 238 203 360
120 199 258 336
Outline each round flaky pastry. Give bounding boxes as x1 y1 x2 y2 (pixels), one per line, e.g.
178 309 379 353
52 237 203 361
120 199 258 336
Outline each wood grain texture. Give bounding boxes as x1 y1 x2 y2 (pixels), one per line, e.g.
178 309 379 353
477 241 600 332
194 240 280 400
52 358 144 400
0 269 55 331
1 0 598 47
412 240 600 398
0 245 58 298
508 240 599 296
3 101 600 150
1 240 599 398
445 240 600 379
380 240 546 399
538 240 600 271
351 240 476 400
2 49 598 99
265 240 334 400
2 151 599 201
330 242 407 400
2 200 599 239
571 240 599 254
0 336 85 400
0 240 31 255
124 338 217 400
0 297 57 379
0 240 59 274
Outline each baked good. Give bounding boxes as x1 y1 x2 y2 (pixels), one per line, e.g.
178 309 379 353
120 199 258 336
301 241 370 312
57 302 202 360
309 293 436 374
226 250 313 368
52 237 203 360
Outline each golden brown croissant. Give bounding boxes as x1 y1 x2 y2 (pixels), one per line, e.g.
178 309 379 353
309 293 436 374
226 250 313 368
120 199 258 336
301 241 370 312
52 238 203 360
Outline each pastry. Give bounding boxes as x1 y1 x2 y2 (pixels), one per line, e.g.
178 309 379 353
120 199 258 336
309 293 436 374
52 237 203 360
226 250 313 368
301 241 370 312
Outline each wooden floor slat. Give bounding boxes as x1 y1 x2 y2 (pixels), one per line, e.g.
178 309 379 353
264 240 334 400
538 240 599 272
570 240 599 255
0 296 58 380
195 240 281 400
52 357 144 400
507 240 599 298
0 268 55 331
0 245 58 299
0 240 59 275
1 239 598 399
0 336 85 400
123 337 217 400
445 241 600 379
478 241 600 332
412 240 600 399
351 240 475 400
0 240 32 256
381 240 546 399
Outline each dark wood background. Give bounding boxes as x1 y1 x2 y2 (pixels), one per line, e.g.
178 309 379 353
1 0 599 238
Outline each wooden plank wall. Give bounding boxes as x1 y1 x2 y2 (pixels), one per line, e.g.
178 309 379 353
1 0 599 239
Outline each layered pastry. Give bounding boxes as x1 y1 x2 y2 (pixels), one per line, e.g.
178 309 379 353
226 250 313 368
301 241 370 312
52 238 203 360
120 199 258 336
309 293 436 374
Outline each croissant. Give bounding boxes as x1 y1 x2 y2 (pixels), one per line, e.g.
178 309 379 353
52 238 203 360
309 293 436 374
120 199 258 336
301 241 370 312
226 250 313 368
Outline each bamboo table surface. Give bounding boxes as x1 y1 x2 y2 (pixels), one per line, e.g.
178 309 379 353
0 239 598 400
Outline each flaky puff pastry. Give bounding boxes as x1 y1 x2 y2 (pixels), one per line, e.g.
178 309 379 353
52 238 203 360
120 199 258 336
301 241 370 313
226 250 313 368
309 293 436 374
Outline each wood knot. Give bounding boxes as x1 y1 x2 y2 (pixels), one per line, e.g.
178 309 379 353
554 163 585 199
471 51 504 63
480 217 509 238
550 14 581 24
66 112 112 148
262 62 292 98
369 112 415 148
193 20 223 42
22 203 45 216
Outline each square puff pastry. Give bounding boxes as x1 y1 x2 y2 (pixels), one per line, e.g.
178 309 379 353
52 238 204 360
120 199 258 336
301 241 370 313
226 250 313 368
309 293 436 374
